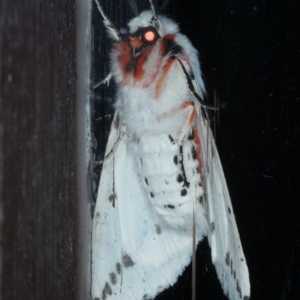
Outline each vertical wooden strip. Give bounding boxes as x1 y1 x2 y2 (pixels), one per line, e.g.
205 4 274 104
0 1 77 299
76 0 92 299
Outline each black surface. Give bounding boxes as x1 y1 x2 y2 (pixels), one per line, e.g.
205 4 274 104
92 1 300 299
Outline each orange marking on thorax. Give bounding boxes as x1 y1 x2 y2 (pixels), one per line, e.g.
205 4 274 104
180 101 193 109
116 42 131 81
134 47 153 81
129 37 143 49
141 40 165 89
155 58 174 98
180 101 196 124
164 34 175 42
116 35 179 92
188 107 196 125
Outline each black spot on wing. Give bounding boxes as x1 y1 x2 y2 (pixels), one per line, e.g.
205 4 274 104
184 181 190 188
173 155 178 165
109 194 117 207
168 135 175 144
188 129 194 140
102 282 112 300
165 204 175 209
122 254 134 268
114 113 120 129
144 177 148 185
228 207 232 214
177 174 183 183
178 145 190 188
225 252 230 266
150 192 154 198
109 272 117 285
236 280 242 299
181 189 187 196
108 194 117 202
198 196 205 206
155 224 162 234
191 146 197 160
116 262 122 274
210 222 215 233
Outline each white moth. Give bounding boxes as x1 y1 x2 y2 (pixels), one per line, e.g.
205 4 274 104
92 1 250 299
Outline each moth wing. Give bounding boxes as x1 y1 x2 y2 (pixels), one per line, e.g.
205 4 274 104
92 110 196 300
92 111 125 299
194 105 250 300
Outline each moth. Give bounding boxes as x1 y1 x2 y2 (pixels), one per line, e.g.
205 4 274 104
92 1 250 299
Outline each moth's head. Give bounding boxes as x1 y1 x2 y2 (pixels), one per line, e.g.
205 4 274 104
127 10 178 47
95 0 178 49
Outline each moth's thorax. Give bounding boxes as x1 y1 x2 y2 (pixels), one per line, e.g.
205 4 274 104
116 85 191 137
112 40 193 136
109 12 205 138
111 34 186 89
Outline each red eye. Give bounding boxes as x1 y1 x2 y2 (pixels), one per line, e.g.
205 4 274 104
143 30 156 42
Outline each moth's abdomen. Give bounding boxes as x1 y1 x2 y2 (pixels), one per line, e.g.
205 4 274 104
133 133 206 231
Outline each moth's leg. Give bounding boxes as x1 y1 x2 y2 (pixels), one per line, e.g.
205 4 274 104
94 72 113 89
177 101 196 142
157 100 195 143
97 113 125 165
98 134 123 165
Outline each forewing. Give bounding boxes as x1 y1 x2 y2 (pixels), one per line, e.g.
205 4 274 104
92 110 199 299
92 111 124 299
194 105 250 300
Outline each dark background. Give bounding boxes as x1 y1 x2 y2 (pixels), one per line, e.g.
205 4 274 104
92 0 300 300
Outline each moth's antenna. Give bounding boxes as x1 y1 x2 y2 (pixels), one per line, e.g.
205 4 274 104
127 0 139 16
159 0 170 12
213 90 220 140
148 0 165 36
148 0 158 19
94 0 121 41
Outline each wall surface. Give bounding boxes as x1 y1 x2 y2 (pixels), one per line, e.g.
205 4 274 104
0 1 78 299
